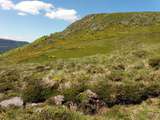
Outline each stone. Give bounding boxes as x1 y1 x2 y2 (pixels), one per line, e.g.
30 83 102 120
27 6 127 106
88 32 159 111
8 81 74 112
65 101 77 111
54 95 64 105
85 89 98 98
48 95 64 105
0 97 23 108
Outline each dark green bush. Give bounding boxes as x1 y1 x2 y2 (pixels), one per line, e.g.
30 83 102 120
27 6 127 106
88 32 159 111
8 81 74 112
93 80 117 106
148 57 160 69
62 83 87 102
92 79 160 106
144 83 160 97
0 70 20 82
22 78 52 103
0 82 13 92
108 71 124 82
116 83 146 104
0 70 20 93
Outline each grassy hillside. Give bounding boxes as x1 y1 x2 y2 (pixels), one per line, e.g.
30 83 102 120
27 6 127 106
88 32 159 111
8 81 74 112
1 12 160 63
1 48 160 119
1 12 160 119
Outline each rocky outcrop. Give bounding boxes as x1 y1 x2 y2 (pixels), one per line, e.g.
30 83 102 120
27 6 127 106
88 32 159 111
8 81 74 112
77 89 105 114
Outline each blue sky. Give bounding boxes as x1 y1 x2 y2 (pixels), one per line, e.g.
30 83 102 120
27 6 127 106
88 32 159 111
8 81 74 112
0 0 160 42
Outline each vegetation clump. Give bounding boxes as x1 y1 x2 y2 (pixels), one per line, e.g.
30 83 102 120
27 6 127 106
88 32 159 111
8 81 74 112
22 77 53 103
149 56 160 69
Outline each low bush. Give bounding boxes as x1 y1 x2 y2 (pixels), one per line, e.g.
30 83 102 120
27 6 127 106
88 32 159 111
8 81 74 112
0 82 13 92
22 78 53 103
92 79 160 107
108 70 124 82
0 106 89 120
93 80 117 106
116 83 146 104
148 57 160 69
0 69 20 93
62 83 87 102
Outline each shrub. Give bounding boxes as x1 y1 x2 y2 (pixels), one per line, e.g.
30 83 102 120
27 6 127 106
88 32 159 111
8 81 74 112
62 83 87 102
144 83 160 97
0 82 13 92
93 80 117 106
108 70 124 82
92 80 157 106
0 69 20 92
148 57 160 69
116 83 146 104
22 78 52 103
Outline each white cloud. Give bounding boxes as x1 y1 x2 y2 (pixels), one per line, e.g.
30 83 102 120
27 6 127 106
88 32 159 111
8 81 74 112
0 0 79 22
0 34 38 42
0 0 14 10
0 35 28 41
18 12 27 16
45 8 78 22
14 0 54 15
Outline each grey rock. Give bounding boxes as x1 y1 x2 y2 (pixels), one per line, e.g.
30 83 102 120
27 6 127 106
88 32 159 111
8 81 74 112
48 95 64 105
54 95 64 105
0 97 23 108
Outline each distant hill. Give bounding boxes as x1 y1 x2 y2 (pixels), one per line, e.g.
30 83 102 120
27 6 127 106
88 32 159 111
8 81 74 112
0 39 28 53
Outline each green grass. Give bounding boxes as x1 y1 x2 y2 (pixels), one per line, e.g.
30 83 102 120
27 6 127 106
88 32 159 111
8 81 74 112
1 98 160 120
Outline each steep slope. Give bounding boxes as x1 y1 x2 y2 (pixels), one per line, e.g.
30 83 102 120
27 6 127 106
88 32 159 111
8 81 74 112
0 39 28 53
2 12 160 63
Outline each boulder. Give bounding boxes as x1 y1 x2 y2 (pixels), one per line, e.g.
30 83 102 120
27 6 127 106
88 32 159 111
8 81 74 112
65 101 77 111
0 97 23 108
54 95 64 105
85 89 98 98
47 95 64 105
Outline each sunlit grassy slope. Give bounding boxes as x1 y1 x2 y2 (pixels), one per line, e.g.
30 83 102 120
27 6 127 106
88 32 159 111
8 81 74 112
1 12 160 120
1 12 160 63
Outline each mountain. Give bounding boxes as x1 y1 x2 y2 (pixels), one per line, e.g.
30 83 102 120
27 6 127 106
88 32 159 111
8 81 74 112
0 38 28 53
1 12 160 119
1 12 160 63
